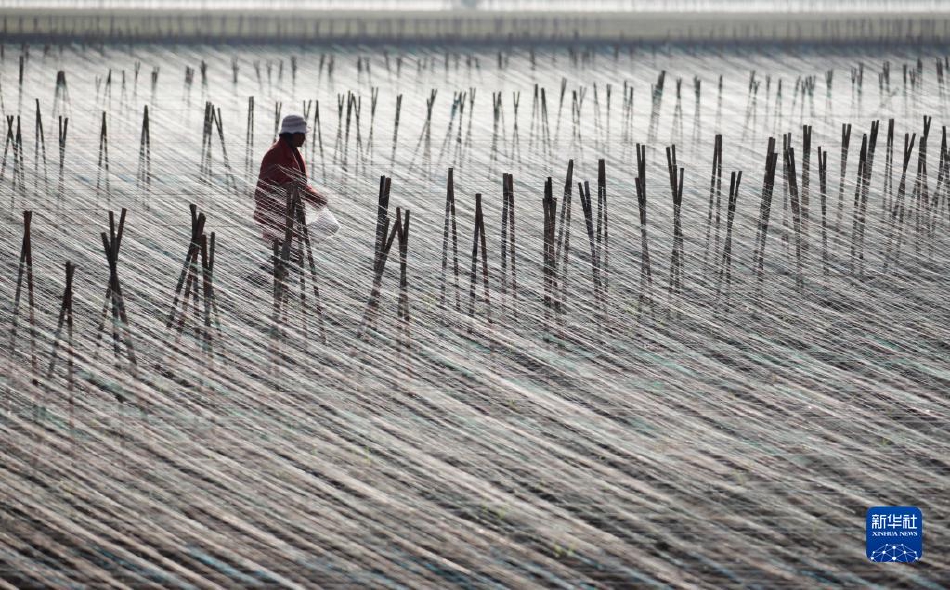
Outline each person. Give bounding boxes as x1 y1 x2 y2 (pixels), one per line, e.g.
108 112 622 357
253 114 328 246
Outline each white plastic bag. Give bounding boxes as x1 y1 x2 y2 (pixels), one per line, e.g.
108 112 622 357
307 207 340 243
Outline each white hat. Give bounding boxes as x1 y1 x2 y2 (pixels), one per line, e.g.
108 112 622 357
279 114 308 135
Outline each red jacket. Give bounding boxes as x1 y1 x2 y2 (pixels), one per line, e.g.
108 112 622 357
253 137 326 243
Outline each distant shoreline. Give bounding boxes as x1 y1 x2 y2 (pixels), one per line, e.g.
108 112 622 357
2 9 949 44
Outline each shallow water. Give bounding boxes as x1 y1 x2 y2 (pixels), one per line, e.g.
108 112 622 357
1 42 948 586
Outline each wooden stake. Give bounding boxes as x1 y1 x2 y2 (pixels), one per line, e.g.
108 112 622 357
166 204 207 330
911 116 931 257
578 180 604 320
396 210 411 350
716 171 742 303
46 262 76 405
500 172 518 318
357 206 405 342
94 209 137 382
856 120 880 275
440 169 461 314
753 137 779 284
95 111 110 203
666 145 685 311
57 115 68 207
883 118 895 218
785 144 804 291
542 176 558 324
245 96 255 179
33 99 49 195
213 106 240 197
836 123 852 235
596 159 609 297
635 144 653 317
704 134 723 274
884 133 915 272
270 184 327 346
313 99 325 181
467 193 491 332
136 106 150 203
801 124 812 259
390 94 402 172
555 160 574 313
10 211 37 385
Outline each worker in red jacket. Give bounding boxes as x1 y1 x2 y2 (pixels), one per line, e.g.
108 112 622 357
253 114 328 245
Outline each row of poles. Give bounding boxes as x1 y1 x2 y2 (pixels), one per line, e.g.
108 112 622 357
4 47 949 210
5 46 950 397
6 111 950 407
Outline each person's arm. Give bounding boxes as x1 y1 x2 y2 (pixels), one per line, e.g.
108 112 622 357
268 177 326 212
268 160 326 207
301 184 327 208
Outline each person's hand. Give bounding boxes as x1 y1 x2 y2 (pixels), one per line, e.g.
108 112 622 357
312 188 328 208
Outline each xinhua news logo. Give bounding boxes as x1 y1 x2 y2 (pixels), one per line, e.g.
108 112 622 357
866 506 923 563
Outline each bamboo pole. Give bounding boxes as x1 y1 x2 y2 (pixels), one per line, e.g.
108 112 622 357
500 172 518 318
542 176 558 325
440 169 461 314
95 111 110 203
57 115 68 207
635 144 653 318
10 211 37 386
46 262 77 416
716 171 742 304
467 193 491 333
666 145 685 312
94 209 137 383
